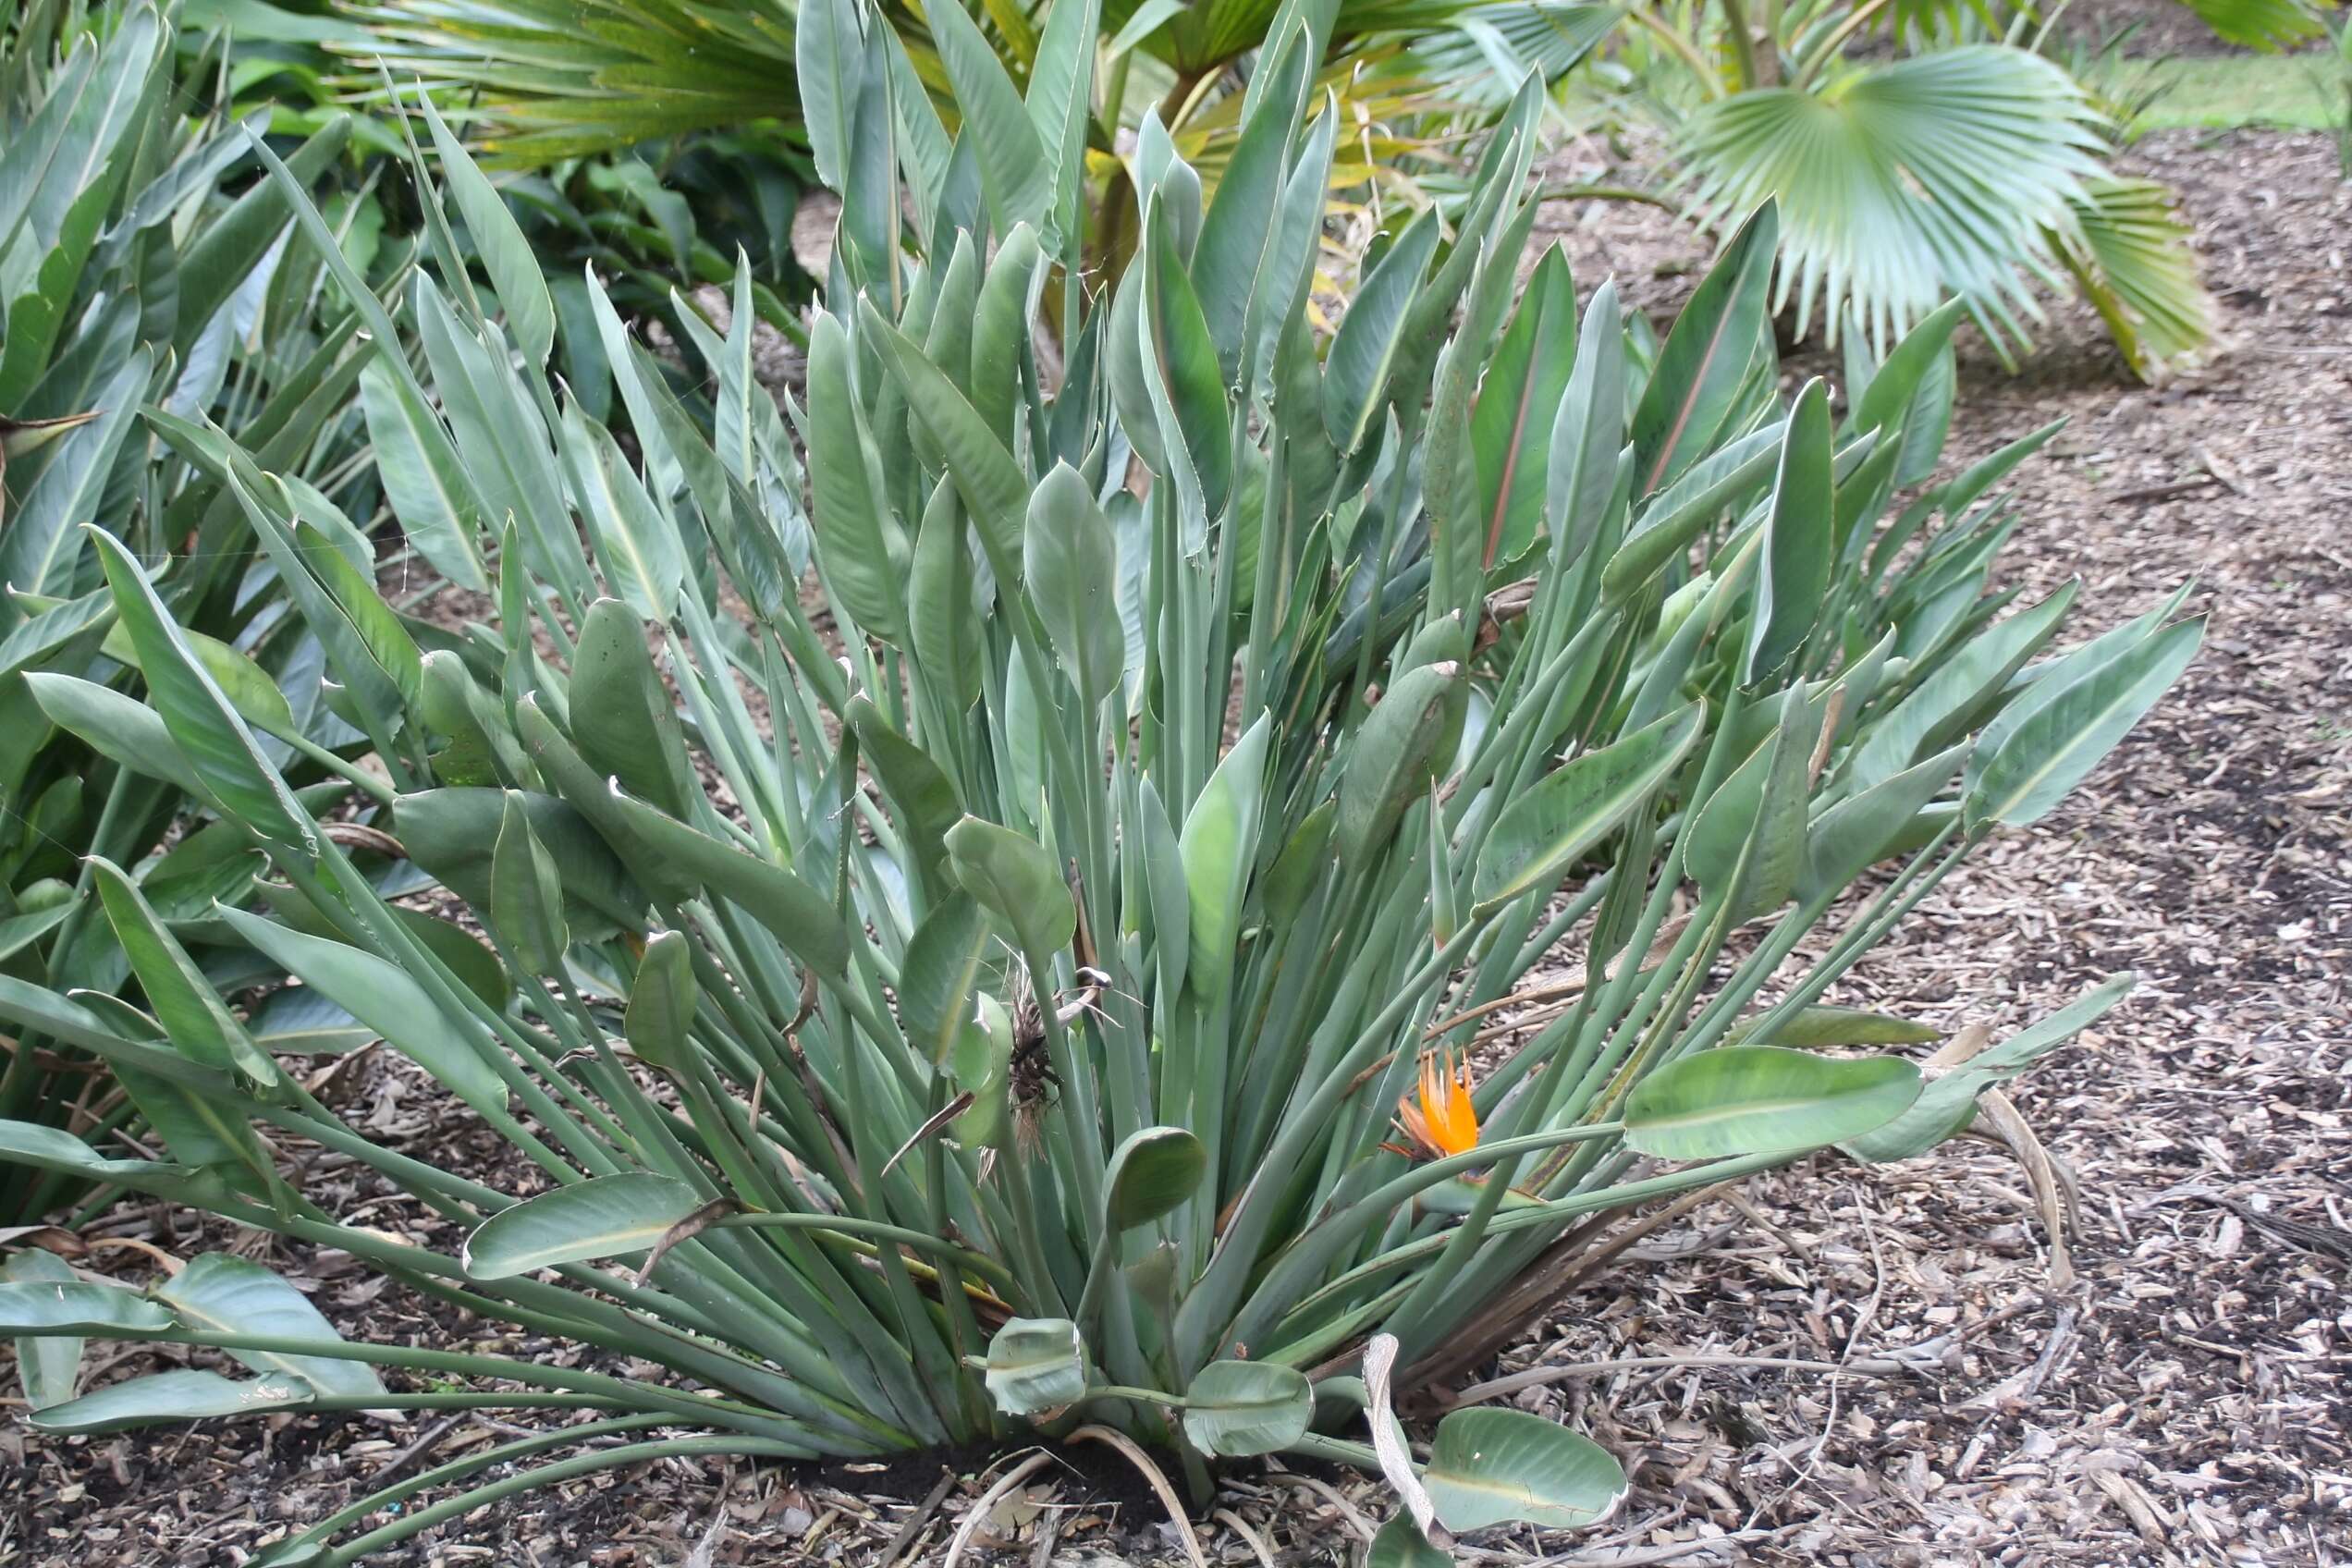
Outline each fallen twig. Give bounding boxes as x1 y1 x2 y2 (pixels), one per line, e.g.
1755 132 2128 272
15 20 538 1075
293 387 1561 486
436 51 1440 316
880 1467 959 1567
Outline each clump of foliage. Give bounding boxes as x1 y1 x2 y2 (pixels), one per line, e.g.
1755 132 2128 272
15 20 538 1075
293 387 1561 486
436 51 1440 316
0 2 408 1222
0 0 2199 1558
1588 0 2334 376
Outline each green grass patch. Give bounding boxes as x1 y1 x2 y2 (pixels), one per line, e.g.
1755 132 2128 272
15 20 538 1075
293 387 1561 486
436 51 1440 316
2093 54 2346 134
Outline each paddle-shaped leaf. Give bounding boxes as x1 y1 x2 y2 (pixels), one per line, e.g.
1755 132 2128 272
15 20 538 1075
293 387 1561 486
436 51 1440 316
858 299 1029 580
91 858 276 1086
517 698 851 975
155 1254 385 1397
215 906 508 1117
560 407 686 623
1799 744 1966 903
1632 202 1777 494
1180 713 1272 999
1965 617 2203 829
0 1117 203 1189
1743 378 1834 685
623 931 699 1072
946 816 1073 961
0 1252 102 1409
568 597 697 818
491 790 570 974
1623 1047 1922 1159
1845 974 2134 1162
420 93 555 366
1475 704 1704 913
926 0 1048 240
0 1278 172 1335
1182 1360 1311 1457
360 356 488 591
1424 1407 1626 1531
1323 211 1439 453
1025 463 1125 706
900 893 992 1067
1104 1126 1207 1232
1341 662 1464 863
803 313 907 641
87 530 313 851
464 1172 704 1280
396 789 648 942
29 1368 314 1435
1728 1007 1942 1049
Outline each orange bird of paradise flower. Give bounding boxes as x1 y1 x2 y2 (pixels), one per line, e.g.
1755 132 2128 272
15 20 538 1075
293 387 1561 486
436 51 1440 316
1390 1049 1480 1160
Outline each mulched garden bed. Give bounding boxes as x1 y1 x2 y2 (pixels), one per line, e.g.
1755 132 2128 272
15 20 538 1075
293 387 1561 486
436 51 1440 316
4 127 2346 1568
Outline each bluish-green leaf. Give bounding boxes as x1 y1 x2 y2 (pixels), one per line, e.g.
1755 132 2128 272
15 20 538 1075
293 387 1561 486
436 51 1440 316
1024 463 1125 706
1475 704 1704 912
1743 377 1834 685
1424 1407 1625 1531
214 905 508 1117
88 531 313 851
1965 617 2203 829
946 815 1073 960
984 1317 1086 1415
464 1172 704 1280
1624 1046 1922 1159
154 1253 385 1397
1182 1359 1311 1458
1180 713 1272 999
1104 1126 1207 1231
29 1368 314 1435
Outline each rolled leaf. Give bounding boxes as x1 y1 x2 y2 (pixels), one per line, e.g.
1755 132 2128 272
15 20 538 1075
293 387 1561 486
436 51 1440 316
984 1317 1086 1415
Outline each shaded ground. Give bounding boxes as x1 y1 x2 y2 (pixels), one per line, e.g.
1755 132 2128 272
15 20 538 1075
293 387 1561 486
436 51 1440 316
4 131 2346 1568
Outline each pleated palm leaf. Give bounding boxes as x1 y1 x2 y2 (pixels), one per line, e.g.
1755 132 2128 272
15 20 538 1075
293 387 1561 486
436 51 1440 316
1677 47 2113 357
340 0 1613 172
1613 0 2255 375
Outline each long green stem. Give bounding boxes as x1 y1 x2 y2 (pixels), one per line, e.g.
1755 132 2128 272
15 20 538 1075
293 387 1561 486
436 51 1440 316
269 1415 670 1562
313 1436 811 1567
93 1329 823 1441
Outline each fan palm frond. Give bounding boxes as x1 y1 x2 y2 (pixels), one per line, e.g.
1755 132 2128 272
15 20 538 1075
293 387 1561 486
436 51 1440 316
1401 0 1617 108
2052 175 2213 379
343 0 797 161
2174 0 2334 51
1679 46 2107 356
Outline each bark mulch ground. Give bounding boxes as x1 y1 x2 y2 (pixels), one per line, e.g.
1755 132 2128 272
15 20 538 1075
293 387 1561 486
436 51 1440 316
3 130 2346 1567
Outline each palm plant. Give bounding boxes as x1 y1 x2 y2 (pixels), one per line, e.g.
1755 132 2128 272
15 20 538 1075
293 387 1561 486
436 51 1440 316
0 0 2199 1557
341 0 1608 153
0 2 424 1222
1599 0 2332 375
338 0 1620 291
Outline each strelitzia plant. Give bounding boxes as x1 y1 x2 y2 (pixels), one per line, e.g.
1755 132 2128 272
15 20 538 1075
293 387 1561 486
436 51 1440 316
0 3 421 1223
0 0 2199 1559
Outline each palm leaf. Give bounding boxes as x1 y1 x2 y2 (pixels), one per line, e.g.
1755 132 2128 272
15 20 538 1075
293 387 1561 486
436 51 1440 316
1678 47 2107 356
2052 176 2213 379
2174 0 2333 51
342 0 798 162
1402 1 1617 109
